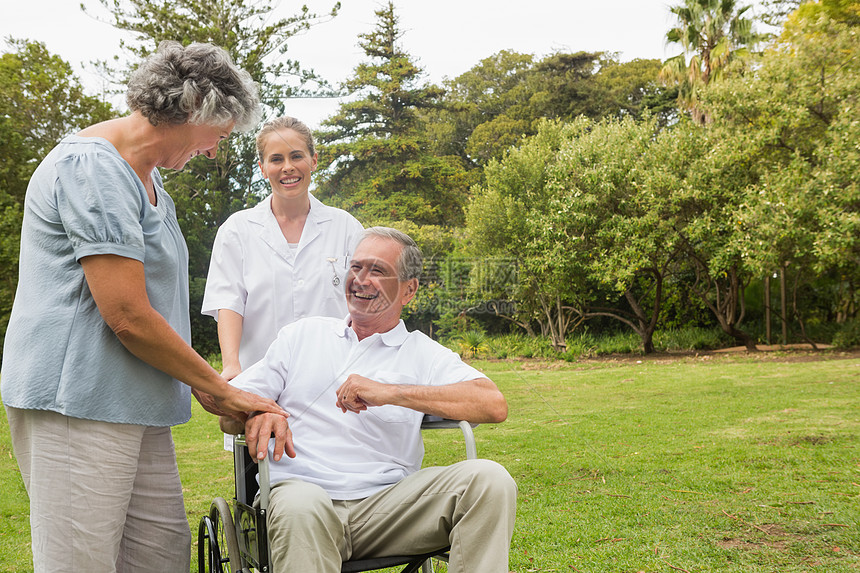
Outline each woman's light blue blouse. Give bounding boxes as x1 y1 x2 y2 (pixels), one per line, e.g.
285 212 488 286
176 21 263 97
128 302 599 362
0 136 192 426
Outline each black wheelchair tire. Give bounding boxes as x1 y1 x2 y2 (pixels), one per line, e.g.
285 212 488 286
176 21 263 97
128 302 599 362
198 497 243 572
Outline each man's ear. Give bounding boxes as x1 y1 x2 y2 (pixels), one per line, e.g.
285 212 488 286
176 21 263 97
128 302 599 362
401 278 419 305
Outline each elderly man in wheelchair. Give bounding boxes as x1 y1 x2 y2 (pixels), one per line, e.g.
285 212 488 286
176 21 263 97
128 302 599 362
210 227 517 573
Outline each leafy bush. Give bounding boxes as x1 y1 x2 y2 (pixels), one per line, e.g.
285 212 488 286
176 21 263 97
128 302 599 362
592 331 641 355
560 332 597 361
655 326 731 351
456 330 489 358
832 320 860 349
464 326 735 361
479 333 557 359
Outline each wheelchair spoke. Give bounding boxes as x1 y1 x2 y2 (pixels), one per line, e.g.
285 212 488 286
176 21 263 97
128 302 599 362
209 497 242 573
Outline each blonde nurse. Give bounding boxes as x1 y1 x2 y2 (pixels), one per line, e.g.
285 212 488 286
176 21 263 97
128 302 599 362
202 116 363 381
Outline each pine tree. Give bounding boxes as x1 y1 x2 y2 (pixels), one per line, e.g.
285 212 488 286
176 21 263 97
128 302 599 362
314 1 468 227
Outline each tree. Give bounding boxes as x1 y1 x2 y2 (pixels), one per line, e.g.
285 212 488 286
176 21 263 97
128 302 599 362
465 119 596 349
539 115 682 353
88 0 340 354
314 1 468 227
424 50 535 169
660 0 761 122
759 0 803 27
430 51 674 171
662 120 763 350
790 0 860 26
700 10 860 337
0 40 114 203
0 39 114 347
592 58 679 125
86 0 340 105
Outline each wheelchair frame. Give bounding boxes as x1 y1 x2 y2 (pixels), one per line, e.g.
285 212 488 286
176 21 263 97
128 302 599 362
198 417 478 573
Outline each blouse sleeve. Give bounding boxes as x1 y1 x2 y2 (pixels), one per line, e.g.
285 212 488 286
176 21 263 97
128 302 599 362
54 151 147 262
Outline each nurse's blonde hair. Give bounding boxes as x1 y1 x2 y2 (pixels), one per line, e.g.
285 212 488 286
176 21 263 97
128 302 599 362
256 116 315 161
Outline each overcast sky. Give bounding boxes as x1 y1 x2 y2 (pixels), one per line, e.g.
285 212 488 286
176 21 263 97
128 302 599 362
0 0 765 129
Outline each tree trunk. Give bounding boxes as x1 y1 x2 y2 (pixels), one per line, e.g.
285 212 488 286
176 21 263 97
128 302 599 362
642 332 656 354
689 263 758 352
780 264 788 345
726 324 758 352
765 274 772 345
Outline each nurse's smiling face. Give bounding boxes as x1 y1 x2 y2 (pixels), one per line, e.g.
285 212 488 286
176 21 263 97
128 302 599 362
258 128 318 201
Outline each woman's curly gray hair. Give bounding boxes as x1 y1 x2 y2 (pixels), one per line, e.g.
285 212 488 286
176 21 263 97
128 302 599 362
126 41 261 131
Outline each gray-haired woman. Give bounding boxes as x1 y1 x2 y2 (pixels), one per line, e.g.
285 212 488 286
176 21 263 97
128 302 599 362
1 41 286 572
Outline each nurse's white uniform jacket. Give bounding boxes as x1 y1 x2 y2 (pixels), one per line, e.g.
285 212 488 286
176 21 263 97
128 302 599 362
202 193 363 370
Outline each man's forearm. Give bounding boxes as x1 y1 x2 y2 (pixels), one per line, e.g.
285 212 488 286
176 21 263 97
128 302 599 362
392 378 508 423
220 416 246 435
338 375 508 424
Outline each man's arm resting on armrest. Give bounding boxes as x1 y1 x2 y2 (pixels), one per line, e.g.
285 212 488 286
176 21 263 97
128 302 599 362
336 376 508 424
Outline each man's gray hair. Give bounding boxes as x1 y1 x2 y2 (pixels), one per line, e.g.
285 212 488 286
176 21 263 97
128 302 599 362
360 227 423 281
126 41 261 131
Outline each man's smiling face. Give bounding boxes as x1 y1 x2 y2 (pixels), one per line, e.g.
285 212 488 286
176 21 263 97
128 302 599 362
345 236 416 332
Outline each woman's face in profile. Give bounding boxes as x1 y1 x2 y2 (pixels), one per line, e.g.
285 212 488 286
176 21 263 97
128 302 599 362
166 122 234 171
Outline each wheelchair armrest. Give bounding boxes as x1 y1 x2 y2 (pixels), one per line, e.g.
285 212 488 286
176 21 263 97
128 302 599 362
232 435 271 511
420 416 478 460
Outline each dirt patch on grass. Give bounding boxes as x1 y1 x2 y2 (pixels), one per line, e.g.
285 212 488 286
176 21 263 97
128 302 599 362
717 537 791 552
716 524 803 553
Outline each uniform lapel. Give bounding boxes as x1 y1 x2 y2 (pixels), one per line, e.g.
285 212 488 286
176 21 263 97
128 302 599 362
249 196 294 265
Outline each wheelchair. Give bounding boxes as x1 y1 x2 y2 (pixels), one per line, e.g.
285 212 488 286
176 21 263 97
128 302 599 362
198 417 478 573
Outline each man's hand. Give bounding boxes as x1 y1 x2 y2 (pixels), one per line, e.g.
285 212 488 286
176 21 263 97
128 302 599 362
244 411 296 462
219 415 246 436
337 375 508 424
336 374 394 414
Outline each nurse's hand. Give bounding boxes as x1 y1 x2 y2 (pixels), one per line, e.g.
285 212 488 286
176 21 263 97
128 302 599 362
221 362 242 381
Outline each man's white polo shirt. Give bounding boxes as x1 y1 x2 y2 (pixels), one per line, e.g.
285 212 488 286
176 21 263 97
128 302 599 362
229 316 485 500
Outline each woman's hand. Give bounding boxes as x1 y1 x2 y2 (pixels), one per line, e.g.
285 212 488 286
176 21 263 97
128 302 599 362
192 388 228 417
216 385 288 423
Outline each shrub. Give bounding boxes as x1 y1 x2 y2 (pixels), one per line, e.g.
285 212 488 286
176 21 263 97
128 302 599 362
592 331 641 355
457 330 489 358
832 320 860 349
655 326 730 351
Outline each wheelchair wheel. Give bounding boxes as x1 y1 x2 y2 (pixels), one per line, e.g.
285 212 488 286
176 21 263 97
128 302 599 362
198 497 243 573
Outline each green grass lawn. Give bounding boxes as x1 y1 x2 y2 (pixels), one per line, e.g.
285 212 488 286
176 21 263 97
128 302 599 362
1 352 858 572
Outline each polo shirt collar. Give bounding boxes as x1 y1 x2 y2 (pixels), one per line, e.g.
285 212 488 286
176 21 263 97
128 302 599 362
334 316 409 346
